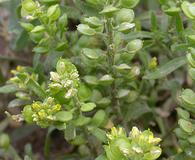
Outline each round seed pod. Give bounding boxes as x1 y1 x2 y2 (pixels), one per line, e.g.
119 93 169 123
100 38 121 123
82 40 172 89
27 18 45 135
115 8 134 24
126 39 143 53
22 0 37 12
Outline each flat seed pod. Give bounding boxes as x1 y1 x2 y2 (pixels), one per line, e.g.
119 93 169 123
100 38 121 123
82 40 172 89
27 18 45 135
181 1 195 19
22 0 37 12
100 6 119 17
99 75 114 85
77 24 96 36
181 89 195 105
178 119 194 134
82 48 99 60
83 75 98 85
126 39 143 53
115 8 134 24
84 17 103 28
118 22 135 34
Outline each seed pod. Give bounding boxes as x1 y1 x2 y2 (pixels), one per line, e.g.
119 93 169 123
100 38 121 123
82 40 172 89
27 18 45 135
117 22 135 34
115 8 134 24
180 89 195 114
47 4 61 21
84 17 103 28
120 0 140 9
126 39 143 53
0 134 10 150
22 0 37 12
99 74 114 85
77 24 96 36
22 105 34 123
181 1 195 19
100 5 119 17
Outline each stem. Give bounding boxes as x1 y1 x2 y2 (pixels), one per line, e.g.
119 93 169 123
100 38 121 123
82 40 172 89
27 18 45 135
105 18 128 130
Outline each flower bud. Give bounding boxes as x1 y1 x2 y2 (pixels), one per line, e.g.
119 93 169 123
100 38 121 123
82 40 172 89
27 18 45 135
50 72 60 82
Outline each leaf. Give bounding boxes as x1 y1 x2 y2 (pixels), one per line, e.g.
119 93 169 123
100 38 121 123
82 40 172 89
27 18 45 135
88 126 107 142
25 79 47 99
144 56 186 79
81 103 96 112
55 111 73 122
64 125 76 141
8 99 30 108
0 84 18 94
175 14 184 33
124 102 151 121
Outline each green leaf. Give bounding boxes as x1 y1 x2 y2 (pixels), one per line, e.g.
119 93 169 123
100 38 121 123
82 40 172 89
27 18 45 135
55 111 73 122
91 110 107 127
81 102 96 112
8 99 30 108
31 25 45 33
0 84 18 94
25 79 47 99
64 125 76 141
88 126 107 142
144 56 186 79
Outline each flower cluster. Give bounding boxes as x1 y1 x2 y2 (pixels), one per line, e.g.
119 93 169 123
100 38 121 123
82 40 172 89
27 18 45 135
22 97 62 128
9 66 38 90
49 59 80 99
104 127 162 160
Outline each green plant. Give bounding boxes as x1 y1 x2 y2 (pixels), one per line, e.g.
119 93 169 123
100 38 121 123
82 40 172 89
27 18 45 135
1 0 195 159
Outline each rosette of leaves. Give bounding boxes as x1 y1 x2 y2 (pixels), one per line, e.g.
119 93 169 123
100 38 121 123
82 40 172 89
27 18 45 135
101 127 162 160
49 58 80 99
20 0 68 54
